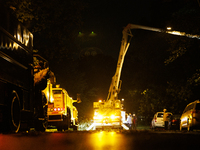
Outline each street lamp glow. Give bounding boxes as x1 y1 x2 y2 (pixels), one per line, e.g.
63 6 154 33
167 27 172 30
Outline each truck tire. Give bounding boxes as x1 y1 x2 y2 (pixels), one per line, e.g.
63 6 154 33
63 108 71 131
73 125 78 131
35 105 48 132
9 91 21 133
67 109 71 130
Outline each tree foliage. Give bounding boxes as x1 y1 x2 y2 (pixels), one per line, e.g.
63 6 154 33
6 0 86 62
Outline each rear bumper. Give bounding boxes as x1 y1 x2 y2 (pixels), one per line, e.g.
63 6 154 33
191 118 200 128
155 122 164 127
48 114 63 122
94 122 121 129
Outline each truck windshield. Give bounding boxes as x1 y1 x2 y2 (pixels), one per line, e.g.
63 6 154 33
53 90 62 94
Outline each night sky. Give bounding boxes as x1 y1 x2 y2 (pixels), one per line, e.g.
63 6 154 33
80 0 179 58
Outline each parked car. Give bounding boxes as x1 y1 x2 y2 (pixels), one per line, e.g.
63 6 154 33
168 114 181 130
180 100 200 131
151 112 172 129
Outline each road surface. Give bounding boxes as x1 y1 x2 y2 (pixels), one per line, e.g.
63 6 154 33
0 130 200 150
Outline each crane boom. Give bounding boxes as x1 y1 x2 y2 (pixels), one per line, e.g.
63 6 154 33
107 23 200 104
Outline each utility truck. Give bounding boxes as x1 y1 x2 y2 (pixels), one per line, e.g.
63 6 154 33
43 81 81 131
92 24 200 130
0 7 51 133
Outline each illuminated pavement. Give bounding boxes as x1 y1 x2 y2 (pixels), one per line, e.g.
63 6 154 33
1 130 200 150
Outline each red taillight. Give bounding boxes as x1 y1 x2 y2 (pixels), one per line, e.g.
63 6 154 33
155 118 157 122
171 119 177 123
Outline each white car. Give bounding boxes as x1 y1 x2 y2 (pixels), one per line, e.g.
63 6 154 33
180 100 200 131
151 112 172 129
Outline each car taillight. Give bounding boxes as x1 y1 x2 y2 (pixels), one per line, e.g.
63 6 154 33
155 118 157 122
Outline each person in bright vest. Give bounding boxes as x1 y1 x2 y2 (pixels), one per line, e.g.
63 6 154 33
132 114 137 130
127 113 133 130
163 109 168 130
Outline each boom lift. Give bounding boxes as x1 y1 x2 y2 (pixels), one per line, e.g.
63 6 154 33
92 24 200 130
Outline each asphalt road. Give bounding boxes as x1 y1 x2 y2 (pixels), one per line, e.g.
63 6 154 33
0 130 200 150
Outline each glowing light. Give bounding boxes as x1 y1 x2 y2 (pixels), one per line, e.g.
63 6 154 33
86 123 95 131
56 84 60 88
167 27 171 30
111 115 115 120
99 100 102 102
167 31 184 36
78 32 84 37
89 31 96 36
50 96 54 103
90 131 117 148
94 114 103 120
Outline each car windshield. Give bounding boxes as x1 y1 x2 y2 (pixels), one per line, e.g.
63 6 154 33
196 103 200 110
157 113 163 117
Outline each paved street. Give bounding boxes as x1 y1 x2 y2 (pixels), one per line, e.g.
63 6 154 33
1 130 200 150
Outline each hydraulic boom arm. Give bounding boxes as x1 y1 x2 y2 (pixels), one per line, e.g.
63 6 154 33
106 23 200 105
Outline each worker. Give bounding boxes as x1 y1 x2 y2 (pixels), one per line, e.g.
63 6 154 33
132 114 137 130
163 109 168 130
127 113 133 130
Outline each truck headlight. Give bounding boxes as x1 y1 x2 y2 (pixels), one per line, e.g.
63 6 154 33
111 115 115 120
94 115 103 120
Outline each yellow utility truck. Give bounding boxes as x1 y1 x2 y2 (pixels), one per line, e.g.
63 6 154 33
43 81 80 131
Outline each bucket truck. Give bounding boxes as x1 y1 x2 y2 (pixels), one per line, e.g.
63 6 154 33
92 24 200 130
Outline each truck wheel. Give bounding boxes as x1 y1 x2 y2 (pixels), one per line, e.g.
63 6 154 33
180 124 182 131
67 109 71 129
73 125 78 131
10 91 21 133
65 108 71 130
35 104 48 132
42 105 48 130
